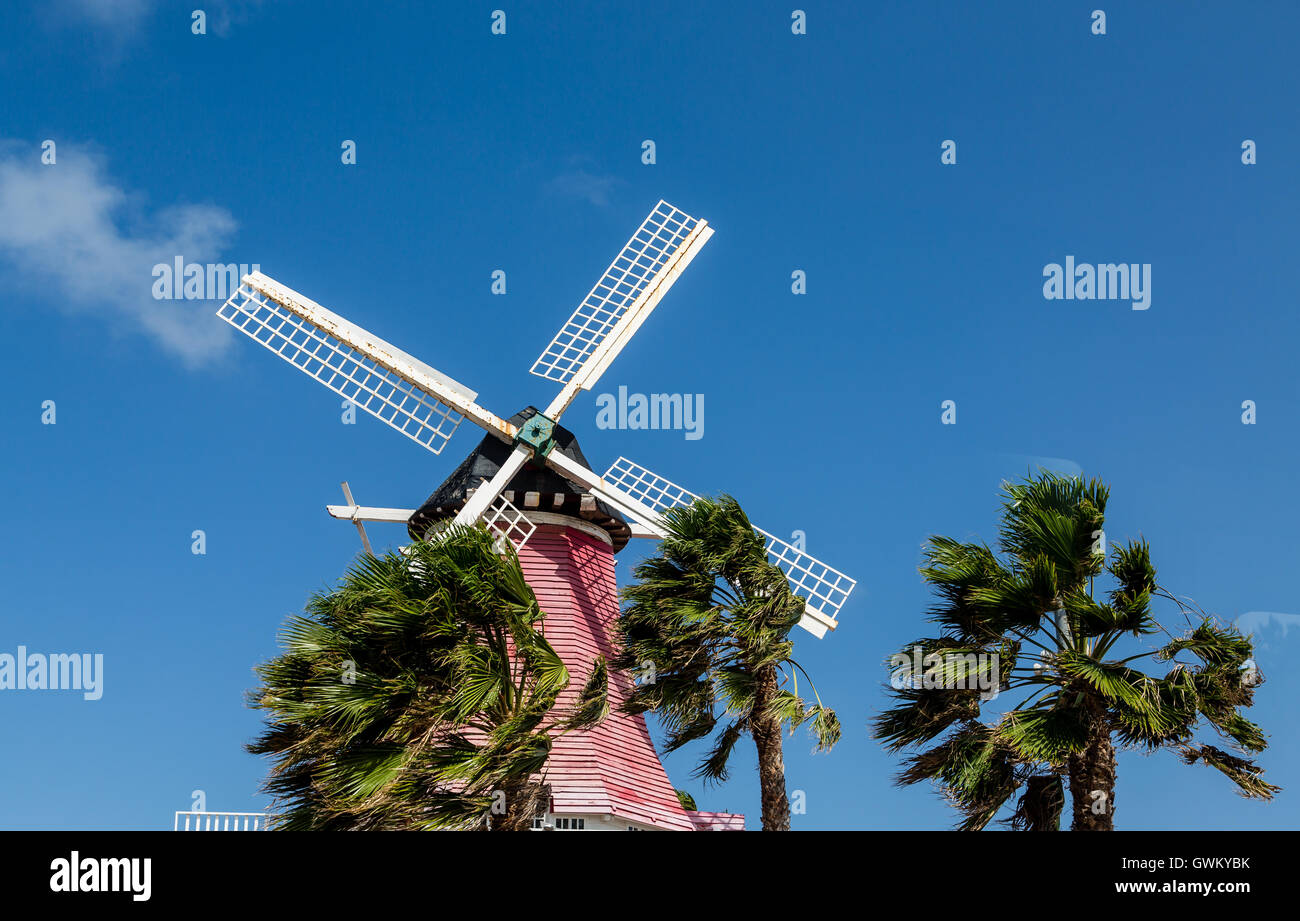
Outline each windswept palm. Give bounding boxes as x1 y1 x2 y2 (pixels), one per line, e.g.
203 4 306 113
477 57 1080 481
248 524 608 830
874 472 1277 830
615 495 839 831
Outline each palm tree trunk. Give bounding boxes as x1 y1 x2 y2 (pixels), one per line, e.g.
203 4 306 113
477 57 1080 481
1016 775 1065 830
491 781 548 831
1067 701 1116 831
751 665 791 831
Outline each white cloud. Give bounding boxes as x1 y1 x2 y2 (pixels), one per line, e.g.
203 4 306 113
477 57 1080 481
46 0 155 32
44 0 262 40
1235 612 1300 640
547 168 621 208
205 0 266 36
0 141 239 366
997 455 1084 478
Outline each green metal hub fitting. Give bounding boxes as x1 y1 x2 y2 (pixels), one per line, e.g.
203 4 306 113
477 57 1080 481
515 413 557 460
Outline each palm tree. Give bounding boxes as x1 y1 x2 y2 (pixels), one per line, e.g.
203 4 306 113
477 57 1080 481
247 524 608 831
614 495 840 831
874 471 1278 830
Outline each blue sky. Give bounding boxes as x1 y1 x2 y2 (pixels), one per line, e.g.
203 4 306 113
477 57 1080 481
1 0 1296 830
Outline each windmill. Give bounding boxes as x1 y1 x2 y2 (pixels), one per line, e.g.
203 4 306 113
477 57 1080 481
217 200 856 830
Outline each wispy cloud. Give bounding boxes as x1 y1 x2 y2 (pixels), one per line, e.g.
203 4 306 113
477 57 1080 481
997 455 1084 478
52 0 155 26
1235 611 1300 644
0 141 239 366
546 168 621 208
205 0 266 37
43 0 262 40
42 0 156 42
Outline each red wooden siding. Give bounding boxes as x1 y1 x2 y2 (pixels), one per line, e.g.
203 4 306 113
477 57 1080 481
518 523 700 831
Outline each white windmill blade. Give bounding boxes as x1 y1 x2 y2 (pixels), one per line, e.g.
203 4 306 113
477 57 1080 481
453 444 534 527
480 486 538 554
338 482 374 554
217 272 518 455
601 457 857 638
325 504 416 524
432 440 667 559
532 200 714 420
543 449 669 539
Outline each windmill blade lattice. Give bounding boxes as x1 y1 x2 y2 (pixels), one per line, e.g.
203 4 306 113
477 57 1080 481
603 457 857 634
530 200 703 385
218 274 478 455
480 487 538 554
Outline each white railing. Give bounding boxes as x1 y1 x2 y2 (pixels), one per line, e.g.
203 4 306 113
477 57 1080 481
174 811 270 831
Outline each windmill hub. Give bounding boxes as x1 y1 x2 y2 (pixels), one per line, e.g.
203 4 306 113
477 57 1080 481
408 408 632 551
515 412 557 460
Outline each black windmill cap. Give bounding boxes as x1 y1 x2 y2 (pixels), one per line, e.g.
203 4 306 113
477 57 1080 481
407 407 631 552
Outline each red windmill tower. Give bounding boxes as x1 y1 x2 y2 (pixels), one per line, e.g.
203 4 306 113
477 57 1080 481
217 202 857 830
